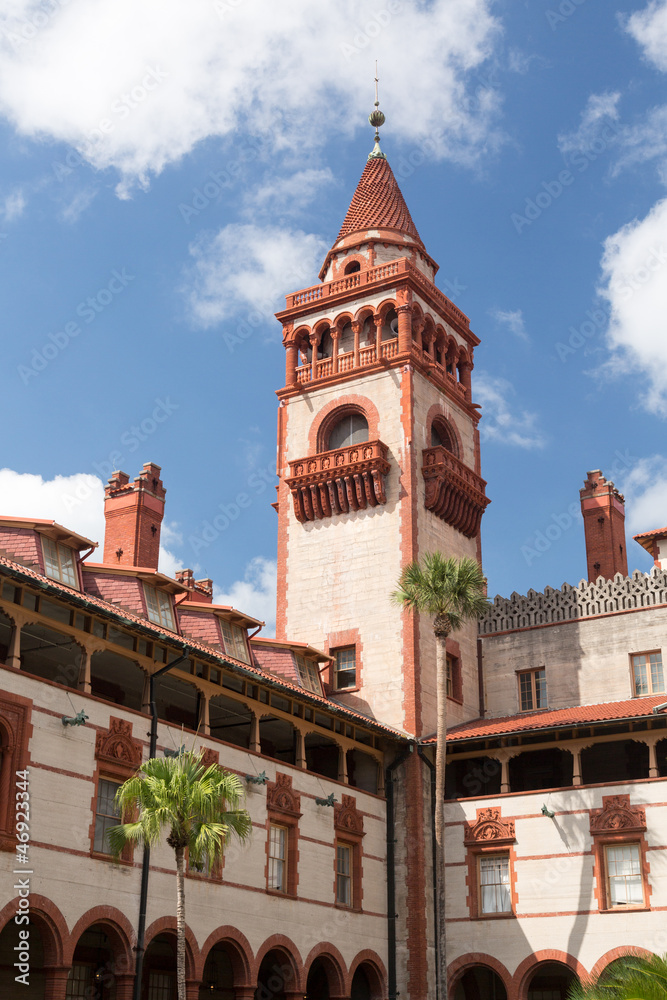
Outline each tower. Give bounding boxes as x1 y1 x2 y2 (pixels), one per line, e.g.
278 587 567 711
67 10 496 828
274 105 489 739
580 469 628 581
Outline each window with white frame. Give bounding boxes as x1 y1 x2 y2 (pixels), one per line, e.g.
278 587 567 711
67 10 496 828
294 653 321 694
333 647 356 690
42 536 79 589
268 823 287 892
479 854 512 914
220 619 250 664
144 585 176 630
632 652 664 697
93 779 121 854
605 844 644 907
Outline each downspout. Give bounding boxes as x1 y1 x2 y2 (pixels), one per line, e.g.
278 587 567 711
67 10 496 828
386 743 414 1000
133 650 191 1000
477 636 485 718
417 743 438 1000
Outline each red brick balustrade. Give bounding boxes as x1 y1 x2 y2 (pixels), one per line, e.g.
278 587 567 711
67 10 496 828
286 440 391 522
422 445 490 537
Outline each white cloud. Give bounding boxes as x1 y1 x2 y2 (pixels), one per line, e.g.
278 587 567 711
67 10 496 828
474 373 544 448
0 0 502 193
184 223 328 328
0 468 183 575
557 92 621 157
617 455 667 535
611 104 667 183
2 188 25 221
247 168 336 216
214 557 277 636
490 307 528 341
60 186 97 223
597 198 667 415
625 0 667 72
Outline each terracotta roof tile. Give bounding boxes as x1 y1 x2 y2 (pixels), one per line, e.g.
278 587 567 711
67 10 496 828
0 552 405 739
337 157 424 247
421 695 667 743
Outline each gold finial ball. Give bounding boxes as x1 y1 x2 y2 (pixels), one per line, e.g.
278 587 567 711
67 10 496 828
369 109 385 129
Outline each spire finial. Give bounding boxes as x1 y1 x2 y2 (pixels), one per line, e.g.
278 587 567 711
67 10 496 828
368 60 387 160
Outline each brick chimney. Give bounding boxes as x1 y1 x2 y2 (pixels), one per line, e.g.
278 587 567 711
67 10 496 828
103 463 166 570
174 568 213 604
580 470 628 582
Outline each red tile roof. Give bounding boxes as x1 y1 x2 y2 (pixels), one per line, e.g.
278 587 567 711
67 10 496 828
634 526 667 556
337 157 424 246
421 695 667 744
0 552 405 739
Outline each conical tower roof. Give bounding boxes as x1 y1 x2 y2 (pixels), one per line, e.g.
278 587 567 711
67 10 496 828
336 157 425 248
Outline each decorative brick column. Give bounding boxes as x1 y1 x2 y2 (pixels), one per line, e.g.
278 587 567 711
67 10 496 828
43 966 70 1000
114 972 135 1000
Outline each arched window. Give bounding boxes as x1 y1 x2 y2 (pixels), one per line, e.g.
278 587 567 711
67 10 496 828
327 412 369 451
430 417 458 456
344 260 361 275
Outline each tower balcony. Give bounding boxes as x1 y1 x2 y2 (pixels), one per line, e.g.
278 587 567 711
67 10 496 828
286 440 391 523
422 446 490 537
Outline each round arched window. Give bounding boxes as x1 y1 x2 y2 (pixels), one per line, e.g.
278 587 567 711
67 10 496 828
327 412 369 451
344 260 361 275
430 417 458 455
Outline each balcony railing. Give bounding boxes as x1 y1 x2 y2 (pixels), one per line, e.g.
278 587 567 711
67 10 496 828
286 440 391 522
422 446 490 537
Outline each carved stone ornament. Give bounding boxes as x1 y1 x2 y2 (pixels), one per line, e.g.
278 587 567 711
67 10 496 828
267 772 301 817
423 446 490 538
334 795 364 836
463 807 515 846
95 717 143 770
286 440 390 523
590 794 646 836
199 747 219 769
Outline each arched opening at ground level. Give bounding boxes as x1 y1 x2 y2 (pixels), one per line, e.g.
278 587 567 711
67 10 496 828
0 915 47 997
453 965 507 1000
255 948 299 1000
349 960 385 1000
525 962 579 1000
143 933 178 1000
68 924 120 998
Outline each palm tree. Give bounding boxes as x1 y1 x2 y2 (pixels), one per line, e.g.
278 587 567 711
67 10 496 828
569 952 667 999
392 553 489 1000
108 750 252 1000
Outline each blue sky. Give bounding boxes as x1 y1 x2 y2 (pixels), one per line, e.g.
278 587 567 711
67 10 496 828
1 0 667 631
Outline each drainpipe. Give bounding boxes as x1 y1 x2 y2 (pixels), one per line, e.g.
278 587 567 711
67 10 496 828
133 650 191 1000
386 743 414 1000
417 743 438 1000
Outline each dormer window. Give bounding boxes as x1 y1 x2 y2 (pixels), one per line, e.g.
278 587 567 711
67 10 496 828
220 620 250 664
41 537 78 589
294 654 322 694
144 585 176 630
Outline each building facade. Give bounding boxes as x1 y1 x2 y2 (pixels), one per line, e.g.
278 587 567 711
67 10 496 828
1 119 667 1000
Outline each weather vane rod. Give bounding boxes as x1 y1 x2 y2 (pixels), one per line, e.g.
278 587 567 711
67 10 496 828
368 60 387 160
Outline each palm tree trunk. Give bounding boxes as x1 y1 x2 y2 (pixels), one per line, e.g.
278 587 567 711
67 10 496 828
174 845 186 1000
434 618 449 1000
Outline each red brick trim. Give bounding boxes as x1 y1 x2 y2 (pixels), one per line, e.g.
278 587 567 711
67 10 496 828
0 893 66 966
514 951 588 1000
325 628 363 693
590 946 656 981
347 949 387 999
144 916 198 979
303 942 347 994
447 953 512 999
589 793 651 912
334 795 364 911
462 806 518 920
308 394 381 455
66 906 136 970
0 689 32 851
197 926 254 984
252 933 304 991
